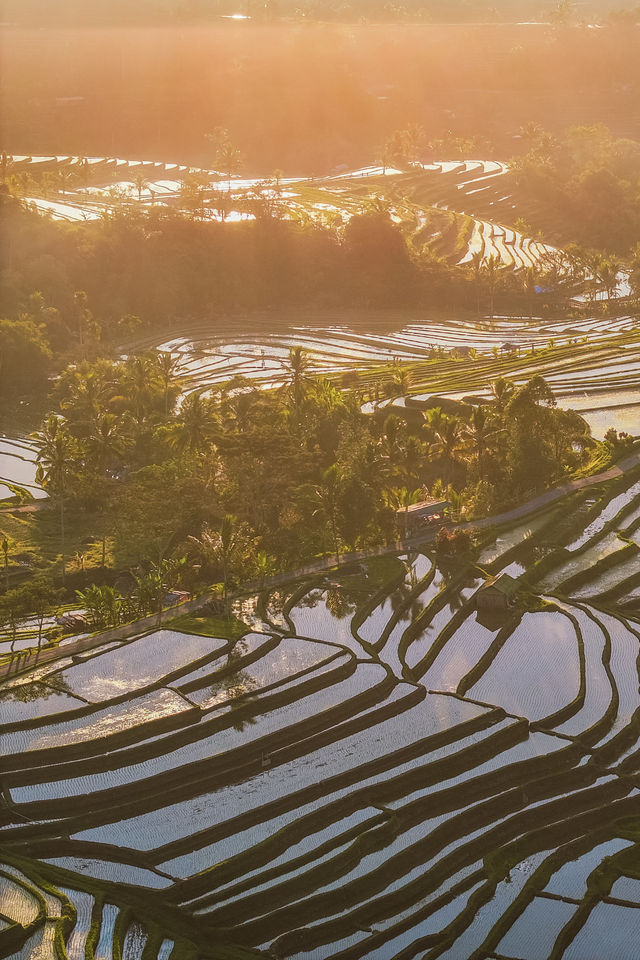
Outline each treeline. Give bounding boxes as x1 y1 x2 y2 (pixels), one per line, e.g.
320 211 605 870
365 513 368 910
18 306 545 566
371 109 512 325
30 350 594 588
512 124 640 253
0 195 559 405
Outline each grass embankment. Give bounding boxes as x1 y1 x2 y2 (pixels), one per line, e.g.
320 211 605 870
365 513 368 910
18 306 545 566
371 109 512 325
172 613 248 640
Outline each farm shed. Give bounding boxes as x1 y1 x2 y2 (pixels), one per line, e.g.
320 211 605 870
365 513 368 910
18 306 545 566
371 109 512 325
396 498 450 533
476 572 519 611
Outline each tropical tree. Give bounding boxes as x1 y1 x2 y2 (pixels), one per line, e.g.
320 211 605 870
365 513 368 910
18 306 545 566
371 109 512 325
430 417 462 486
208 127 244 192
280 347 314 412
188 514 251 609
33 415 76 581
154 351 182 415
168 392 217 454
483 254 501 318
491 377 515 412
461 406 503 480
598 258 621 302
133 171 148 202
313 464 342 562
471 250 483 316
523 266 538 319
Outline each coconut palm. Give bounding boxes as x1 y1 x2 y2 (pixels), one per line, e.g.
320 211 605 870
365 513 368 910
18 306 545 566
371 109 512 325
33 415 75 581
461 406 503 480
208 128 243 192
188 514 249 609
168 392 217 454
491 377 515 412
430 418 462 486
313 464 341 562
523 266 538 319
280 347 314 412
86 413 124 473
133 172 148 202
598 258 621 302
385 363 412 398
471 250 483 316
483 254 501 318
154 351 182 416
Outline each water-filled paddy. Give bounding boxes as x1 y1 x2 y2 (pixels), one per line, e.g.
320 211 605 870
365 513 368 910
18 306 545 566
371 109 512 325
3 501 640 958
46 629 229 701
469 610 581 721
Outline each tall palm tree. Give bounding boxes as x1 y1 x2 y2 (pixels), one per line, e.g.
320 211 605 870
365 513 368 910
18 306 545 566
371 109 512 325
208 128 244 192
1 537 8 591
133 172 148 202
491 377 515 413
33 415 75 581
189 514 249 610
313 464 341 563
461 406 503 480
168 392 217 454
483 254 501 318
471 250 483 316
123 355 155 423
523 266 538 319
598 258 621 302
87 413 124 473
280 347 314 412
154 351 181 416
430 418 461 486
385 363 412 398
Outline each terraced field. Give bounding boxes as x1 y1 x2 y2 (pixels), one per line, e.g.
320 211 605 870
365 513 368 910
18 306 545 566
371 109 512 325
2 497 640 959
10 155 561 273
0 438 42 503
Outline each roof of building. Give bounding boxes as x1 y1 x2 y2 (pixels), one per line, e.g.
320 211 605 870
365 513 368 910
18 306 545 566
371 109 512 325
477 572 519 597
395 498 450 518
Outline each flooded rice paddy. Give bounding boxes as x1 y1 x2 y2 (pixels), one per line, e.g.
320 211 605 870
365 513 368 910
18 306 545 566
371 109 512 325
3 490 640 959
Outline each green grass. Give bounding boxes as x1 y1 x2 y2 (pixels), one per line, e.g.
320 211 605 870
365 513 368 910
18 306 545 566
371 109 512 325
171 612 248 640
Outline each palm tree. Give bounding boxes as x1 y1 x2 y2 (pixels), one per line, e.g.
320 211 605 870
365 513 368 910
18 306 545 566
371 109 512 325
188 514 249 610
208 128 243 192
280 347 314 412
155 351 181 415
471 250 483 316
598 258 621 302
33 415 75 582
385 363 412 398
313 464 341 563
461 406 504 480
133 172 148 202
483 254 501 318
87 413 124 474
122 355 155 423
491 377 515 413
168 392 217 454
430 418 461 486
523 266 538 319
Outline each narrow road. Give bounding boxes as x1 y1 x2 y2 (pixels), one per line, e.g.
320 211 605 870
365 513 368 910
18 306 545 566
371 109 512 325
2 449 639 683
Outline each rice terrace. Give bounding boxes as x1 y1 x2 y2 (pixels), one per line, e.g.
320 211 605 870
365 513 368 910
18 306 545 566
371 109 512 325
3 4 640 960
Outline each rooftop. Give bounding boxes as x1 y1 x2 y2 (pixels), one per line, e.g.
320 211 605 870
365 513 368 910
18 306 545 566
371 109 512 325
477 572 519 596
395 498 450 517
